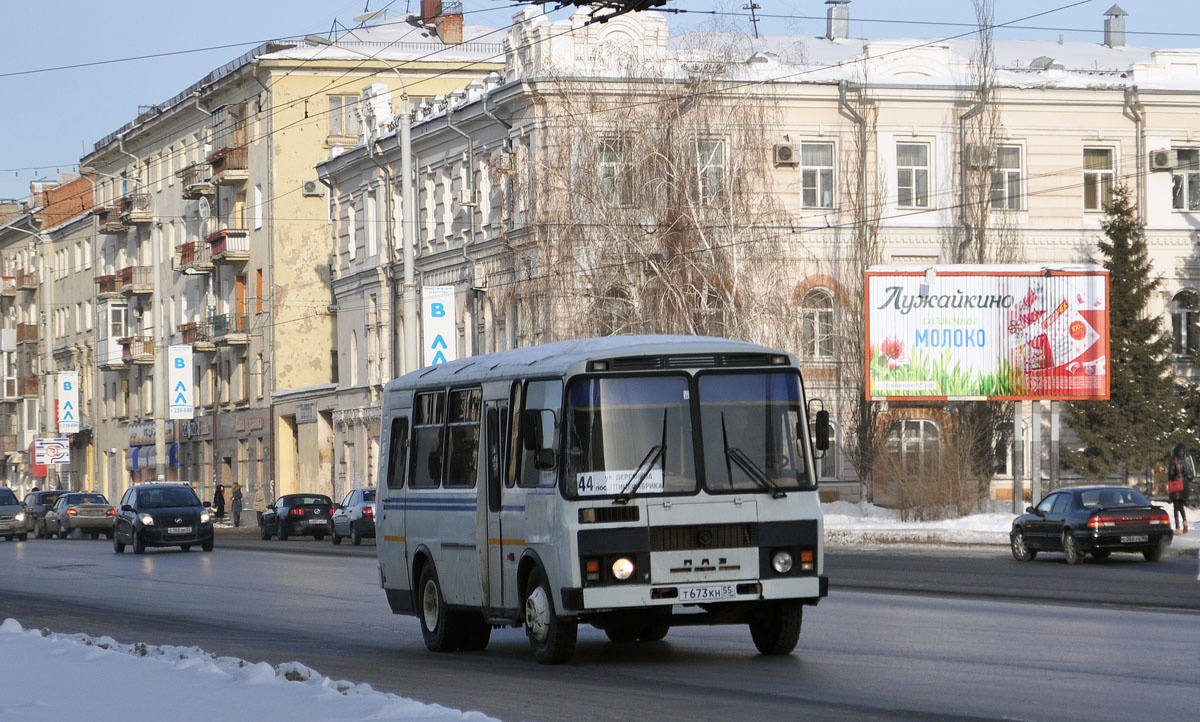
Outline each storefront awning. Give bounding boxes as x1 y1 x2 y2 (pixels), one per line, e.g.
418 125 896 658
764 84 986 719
127 443 180 470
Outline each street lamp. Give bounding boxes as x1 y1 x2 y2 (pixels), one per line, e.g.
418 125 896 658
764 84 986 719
304 34 419 375
79 166 167 483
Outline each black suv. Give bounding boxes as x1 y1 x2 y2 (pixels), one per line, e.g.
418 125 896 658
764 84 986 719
113 483 214 554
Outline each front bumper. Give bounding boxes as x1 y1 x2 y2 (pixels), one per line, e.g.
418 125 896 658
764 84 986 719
140 524 214 546
575 574 827 612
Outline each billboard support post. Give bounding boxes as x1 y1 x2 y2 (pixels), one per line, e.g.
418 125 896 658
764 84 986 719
1031 401 1042 502
1012 408 1024 514
1049 402 1060 492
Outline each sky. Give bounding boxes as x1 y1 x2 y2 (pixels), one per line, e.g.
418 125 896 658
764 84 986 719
1 500 1195 722
1 0 1197 201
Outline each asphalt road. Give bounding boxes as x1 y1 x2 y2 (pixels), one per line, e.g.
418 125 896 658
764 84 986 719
1 536 1197 722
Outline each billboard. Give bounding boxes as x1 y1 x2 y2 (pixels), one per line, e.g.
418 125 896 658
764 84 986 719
422 285 457 367
865 265 1109 401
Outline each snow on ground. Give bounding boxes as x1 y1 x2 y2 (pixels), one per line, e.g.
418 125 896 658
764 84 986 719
0 619 497 722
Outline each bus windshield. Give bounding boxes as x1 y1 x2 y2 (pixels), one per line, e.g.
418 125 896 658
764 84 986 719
698 371 814 493
564 374 697 499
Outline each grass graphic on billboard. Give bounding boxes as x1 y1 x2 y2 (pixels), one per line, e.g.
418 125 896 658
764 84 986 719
871 347 1027 397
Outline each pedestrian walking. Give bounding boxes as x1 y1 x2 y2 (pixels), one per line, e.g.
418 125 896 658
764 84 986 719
230 482 244 527
213 484 226 522
1167 444 1189 533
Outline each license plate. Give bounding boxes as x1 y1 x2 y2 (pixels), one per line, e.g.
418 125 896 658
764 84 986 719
677 584 737 602
1120 535 1148 543
168 526 192 534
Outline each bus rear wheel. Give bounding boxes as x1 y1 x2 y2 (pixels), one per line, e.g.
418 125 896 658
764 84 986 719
418 565 459 652
749 602 803 655
524 567 576 664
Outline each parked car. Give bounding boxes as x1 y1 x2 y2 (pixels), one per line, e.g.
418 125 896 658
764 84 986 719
1010 486 1173 564
44 493 116 539
0 486 28 542
21 490 66 538
260 494 333 541
113 483 213 554
331 487 376 545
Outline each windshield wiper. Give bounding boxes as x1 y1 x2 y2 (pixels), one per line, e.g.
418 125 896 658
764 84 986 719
721 412 786 499
615 410 668 505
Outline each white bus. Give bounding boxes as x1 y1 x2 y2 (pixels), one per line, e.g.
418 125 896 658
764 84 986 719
376 335 830 663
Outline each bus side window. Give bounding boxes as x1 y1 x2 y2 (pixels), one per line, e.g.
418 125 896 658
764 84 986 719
445 388 482 488
507 382 523 488
518 379 563 488
486 405 503 512
410 391 446 489
386 417 409 489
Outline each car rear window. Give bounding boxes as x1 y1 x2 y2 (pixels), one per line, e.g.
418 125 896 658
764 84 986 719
67 494 108 505
291 496 331 506
1079 488 1150 509
362 489 376 502
41 493 63 505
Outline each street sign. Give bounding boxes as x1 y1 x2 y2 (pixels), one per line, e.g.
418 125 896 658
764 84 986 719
168 345 194 419
35 438 70 465
58 371 79 433
422 285 457 367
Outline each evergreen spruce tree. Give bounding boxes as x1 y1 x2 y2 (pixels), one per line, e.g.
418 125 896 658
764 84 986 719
1062 185 1177 482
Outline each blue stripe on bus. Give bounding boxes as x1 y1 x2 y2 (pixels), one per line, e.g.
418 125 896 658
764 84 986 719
501 506 525 512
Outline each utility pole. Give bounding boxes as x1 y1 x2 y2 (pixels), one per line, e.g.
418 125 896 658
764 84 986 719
743 2 762 39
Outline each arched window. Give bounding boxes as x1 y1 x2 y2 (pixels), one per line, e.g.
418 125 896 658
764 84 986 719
886 419 941 475
800 288 835 358
1170 289 1200 357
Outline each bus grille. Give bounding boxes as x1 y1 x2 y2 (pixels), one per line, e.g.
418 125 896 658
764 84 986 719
652 523 757 551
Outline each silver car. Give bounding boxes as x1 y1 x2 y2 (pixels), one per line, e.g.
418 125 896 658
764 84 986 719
44 492 116 540
0 486 28 542
330 487 377 546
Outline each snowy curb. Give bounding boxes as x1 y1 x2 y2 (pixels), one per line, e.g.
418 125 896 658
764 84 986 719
825 530 1010 546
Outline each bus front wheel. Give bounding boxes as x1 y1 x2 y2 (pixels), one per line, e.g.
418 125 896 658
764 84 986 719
418 565 459 652
524 568 577 664
749 601 803 655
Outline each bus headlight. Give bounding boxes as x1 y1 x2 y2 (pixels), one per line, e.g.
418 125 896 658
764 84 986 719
771 550 794 574
611 557 635 581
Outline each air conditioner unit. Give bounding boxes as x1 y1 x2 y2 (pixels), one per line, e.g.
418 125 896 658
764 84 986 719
1149 149 1178 172
301 179 324 197
965 144 996 169
773 143 800 167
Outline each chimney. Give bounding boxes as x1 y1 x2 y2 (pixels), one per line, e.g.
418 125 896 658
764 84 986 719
825 0 850 41
1103 4 1127 48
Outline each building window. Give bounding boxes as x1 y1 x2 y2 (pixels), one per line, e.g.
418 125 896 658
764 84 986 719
799 288 835 358
990 145 1022 210
1171 290 1200 357
1173 148 1200 211
255 269 263 314
599 136 632 207
346 203 357 261
896 143 929 208
886 418 942 475
692 138 726 205
366 189 379 257
1083 147 1114 211
597 285 633 336
800 142 835 208
329 95 359 138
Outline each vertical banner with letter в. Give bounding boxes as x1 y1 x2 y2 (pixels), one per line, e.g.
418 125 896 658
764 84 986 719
422 285 457 367
58 371 80 433
168 344 194 419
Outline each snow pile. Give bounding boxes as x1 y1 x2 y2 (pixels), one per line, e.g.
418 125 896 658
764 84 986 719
0 619 497 722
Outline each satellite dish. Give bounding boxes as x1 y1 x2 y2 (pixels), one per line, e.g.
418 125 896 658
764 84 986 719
198 196 211 220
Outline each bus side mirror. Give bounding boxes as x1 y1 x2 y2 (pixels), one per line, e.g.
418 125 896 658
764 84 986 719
814 410 830 451
534 409 557 470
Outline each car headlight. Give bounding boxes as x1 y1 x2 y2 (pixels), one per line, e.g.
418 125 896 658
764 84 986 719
139 513 155 526
14 511 26 522
200 511 211 524
611 557 635 581
772 550 794 574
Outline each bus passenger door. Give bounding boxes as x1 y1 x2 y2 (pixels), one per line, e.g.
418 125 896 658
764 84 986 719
378 416 412 611
484 401 508 614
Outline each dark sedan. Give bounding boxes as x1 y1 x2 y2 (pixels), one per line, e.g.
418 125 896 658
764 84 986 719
1010 486 1173 564
259 494 333 541
21 490 65 538
113 483 214 554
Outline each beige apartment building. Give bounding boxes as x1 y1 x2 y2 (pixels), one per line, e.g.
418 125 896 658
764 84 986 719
318 4 1200 503
75 22 501 506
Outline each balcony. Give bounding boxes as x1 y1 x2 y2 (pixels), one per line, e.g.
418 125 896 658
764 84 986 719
19 376 39 398
208 146 249 185
1 377 16 401
0 276 15 297
98 344 127 371
205 228 250 262
0 434 16 456
95 204 129 234
209 313 249 345
16 323 37 345
178 241 213 273
95 274 121 299
178 163 215 199
16 269 37 290
119 265 153 295
119 193 153 224
179 321 216 352
119 336 155 364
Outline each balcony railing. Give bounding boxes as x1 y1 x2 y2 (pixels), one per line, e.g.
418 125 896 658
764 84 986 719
19 376 39 397
179 321 216 350
119 193 153 224
95 274 121 297
120 336 155 364
119 265 153 294
0 276 15 297
178 163 214 199
209 313 249 344
16 269 37 290
178 241 213 272
96 205 129 234
16 323 37 344
208 146 249 184
2 377 16 400
205 228 250 261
